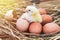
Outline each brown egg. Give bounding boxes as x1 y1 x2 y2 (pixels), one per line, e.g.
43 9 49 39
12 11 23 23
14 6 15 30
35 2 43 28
29 22 42 34
42 15 53 23
43 22 60 34
39 8 47 15
16 19 29 32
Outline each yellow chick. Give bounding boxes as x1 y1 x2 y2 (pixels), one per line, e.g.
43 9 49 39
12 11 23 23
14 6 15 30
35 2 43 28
26 6 42 23
19 6 42 23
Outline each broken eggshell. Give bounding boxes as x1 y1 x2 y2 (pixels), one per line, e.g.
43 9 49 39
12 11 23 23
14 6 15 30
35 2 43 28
5 10 17 21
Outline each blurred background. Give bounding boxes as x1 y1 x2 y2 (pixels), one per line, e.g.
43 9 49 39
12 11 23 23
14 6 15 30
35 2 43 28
0 0 60 15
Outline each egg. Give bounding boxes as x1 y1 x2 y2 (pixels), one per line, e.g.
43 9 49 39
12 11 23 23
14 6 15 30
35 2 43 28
39 8 47 15
16 19 29 32
29 22 42 34
42 15 53 23
43 22 60 34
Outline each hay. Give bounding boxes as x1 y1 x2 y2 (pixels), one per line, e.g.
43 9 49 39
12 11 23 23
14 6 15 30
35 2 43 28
0 0 60 40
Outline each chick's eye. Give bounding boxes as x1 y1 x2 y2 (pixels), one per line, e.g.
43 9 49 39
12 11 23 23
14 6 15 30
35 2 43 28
28 10 33 12
28 10 31 11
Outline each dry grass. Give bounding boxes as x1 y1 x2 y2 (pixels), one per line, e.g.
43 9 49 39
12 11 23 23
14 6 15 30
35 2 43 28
0 0 60 40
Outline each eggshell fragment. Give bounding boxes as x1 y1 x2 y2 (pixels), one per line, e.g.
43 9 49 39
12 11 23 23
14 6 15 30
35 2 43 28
39 8 47 15
43 22 60 34
5 10 17 21
29 22 42 34
5 10 13 20
42 15 53 23
16 19 29 32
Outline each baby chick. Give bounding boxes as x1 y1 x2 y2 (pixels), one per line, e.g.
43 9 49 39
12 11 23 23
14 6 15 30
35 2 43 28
20 6 42 23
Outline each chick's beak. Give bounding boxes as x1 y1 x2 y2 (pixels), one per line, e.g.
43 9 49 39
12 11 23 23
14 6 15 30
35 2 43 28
23 9 28 12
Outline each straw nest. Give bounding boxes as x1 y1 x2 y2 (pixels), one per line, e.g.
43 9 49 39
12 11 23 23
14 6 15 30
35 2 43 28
0 0 60 40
